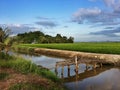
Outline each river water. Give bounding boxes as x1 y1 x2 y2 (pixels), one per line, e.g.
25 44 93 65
10 52 120 90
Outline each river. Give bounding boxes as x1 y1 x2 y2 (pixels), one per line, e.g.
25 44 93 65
10 52 120 90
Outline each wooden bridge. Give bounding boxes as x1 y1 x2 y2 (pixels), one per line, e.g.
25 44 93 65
55 55 109 78
62 66 112 82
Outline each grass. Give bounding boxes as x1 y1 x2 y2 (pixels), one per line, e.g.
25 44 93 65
9 83 46 90
0 72 9 80
0 52 65 90
9 83 65 90
16 42 120 54
0 52 13 60
0 55 60 82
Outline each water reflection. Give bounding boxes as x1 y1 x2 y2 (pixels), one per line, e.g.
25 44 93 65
9 51 64 69
10 51 120 90
64 68 120 90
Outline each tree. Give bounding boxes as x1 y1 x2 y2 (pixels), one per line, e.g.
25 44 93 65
15 31 74 44
0 27 11 53
0 27 11 43
68 36 74 43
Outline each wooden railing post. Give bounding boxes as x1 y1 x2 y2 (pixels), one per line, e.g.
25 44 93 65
68 64 70 77
55 64 58 75
75 56 79 73
61 65 64 78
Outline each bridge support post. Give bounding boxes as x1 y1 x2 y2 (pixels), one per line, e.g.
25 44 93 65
68 64 70 77
93 62 97 69
86 63 89 71
55 64 58 75
61 65 64 78
100 63 102 67
75 56 79 73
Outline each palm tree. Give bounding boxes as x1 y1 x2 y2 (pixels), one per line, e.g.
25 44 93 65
0 27 11 43
0 27 11 53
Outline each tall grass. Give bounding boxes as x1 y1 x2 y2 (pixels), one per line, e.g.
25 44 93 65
0 52 13 60
0 56 60 82
0 72 9 80
18 42 120 54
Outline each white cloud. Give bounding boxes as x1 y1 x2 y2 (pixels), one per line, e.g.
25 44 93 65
104 0 120 12
0 24 41 35
104 0 115 7
72 7 101 24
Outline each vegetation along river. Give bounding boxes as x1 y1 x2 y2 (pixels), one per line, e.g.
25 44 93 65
10 52 120 90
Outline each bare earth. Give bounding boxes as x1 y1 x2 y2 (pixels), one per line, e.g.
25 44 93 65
0 68 51 90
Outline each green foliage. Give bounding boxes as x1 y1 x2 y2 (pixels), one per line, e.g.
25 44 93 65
0 72 9 80
19 42 120 54
0 52 13 60
0 27 11 43
0 55 60 82
14 31 74 44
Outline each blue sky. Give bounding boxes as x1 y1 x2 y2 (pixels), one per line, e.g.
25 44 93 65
0 0 120 42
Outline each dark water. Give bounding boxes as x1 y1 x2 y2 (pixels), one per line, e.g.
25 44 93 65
10 52 120 90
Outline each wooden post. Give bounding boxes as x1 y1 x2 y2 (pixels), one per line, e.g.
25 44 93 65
75 56 79 73
86 63 89 71
100 63 102 67
93 62 97 69
55 64 58 75
61 65 64 78
68 65 70 77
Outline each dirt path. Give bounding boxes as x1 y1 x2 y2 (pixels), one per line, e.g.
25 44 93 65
0 68 51 90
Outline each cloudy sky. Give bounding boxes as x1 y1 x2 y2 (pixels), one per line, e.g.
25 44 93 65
0 0 120 42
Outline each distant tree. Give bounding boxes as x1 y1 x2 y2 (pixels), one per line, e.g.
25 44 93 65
68 36 74 43
15 31 74 44
55 34 63 43
62 36 68 43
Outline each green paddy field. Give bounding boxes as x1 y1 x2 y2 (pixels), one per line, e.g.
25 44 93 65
18 42 120 54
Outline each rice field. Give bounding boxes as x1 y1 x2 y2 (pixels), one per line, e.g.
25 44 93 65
19 42 120 54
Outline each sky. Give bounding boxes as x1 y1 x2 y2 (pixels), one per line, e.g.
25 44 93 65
0 0 120 42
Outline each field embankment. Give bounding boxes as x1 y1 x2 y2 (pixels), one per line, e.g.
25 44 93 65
0 52 66 90
13 42 120 66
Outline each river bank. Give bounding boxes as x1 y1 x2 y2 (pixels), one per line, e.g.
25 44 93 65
13 46 120 66
0 52 66 90
11 46 120 90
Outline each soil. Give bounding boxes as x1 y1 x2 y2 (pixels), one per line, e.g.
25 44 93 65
0 68 51 90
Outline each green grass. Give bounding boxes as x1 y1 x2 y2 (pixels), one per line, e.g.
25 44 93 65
0 53 65 90
0 57 60 82
0 72 9 80
0 52 13 60
16 42 120 54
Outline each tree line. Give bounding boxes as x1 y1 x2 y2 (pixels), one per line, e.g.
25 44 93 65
14 31 74 44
